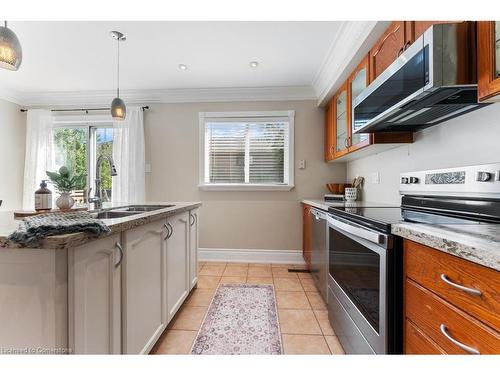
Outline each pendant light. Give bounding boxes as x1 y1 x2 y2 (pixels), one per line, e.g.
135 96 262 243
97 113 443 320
0 21 22 71
110 31 126 120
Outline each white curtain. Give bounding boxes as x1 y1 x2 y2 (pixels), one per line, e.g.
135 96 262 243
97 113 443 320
112 106 146 203
22 109 54 209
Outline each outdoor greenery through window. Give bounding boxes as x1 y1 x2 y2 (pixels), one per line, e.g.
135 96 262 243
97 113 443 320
53 126 114 203
200 111 294 190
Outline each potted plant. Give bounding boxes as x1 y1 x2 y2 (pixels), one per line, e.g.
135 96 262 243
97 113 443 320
46 166 85 210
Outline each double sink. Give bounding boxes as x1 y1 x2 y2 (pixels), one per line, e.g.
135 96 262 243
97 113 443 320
92 205 175 219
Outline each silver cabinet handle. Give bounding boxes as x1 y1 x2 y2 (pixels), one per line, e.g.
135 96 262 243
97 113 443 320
165 222 173 239
190 213 195 226
439 324 480 354
163 223 171 240
115 242 123 268
440 274 482 297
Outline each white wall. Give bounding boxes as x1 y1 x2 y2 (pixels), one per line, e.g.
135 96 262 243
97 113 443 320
0 99 26 210
347 103 500 205
144 100 345 251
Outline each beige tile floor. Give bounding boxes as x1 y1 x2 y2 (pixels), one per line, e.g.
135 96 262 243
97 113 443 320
151 261 345 355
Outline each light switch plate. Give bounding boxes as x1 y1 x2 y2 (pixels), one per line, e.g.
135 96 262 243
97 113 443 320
145 164 152 173
371 172 380 184
298 160 306 169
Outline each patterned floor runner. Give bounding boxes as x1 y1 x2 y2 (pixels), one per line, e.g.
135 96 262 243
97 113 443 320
191 284 282 354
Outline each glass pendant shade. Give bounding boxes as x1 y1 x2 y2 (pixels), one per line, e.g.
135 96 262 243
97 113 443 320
110 31 126 120
111 97 126 120
0 22 22 71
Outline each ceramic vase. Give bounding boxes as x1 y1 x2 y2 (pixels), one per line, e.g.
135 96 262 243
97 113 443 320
56 192 75 210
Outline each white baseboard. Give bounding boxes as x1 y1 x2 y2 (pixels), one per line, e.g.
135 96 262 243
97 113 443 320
199 248 305 265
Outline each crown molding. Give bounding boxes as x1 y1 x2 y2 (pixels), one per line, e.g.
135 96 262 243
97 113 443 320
312 21 391 107
9 86 317 107
0 86 24 106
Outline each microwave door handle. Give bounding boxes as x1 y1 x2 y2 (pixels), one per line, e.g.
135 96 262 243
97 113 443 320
327 216 385 245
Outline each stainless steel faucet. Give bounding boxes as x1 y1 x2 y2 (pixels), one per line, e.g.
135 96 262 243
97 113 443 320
88 155 117 209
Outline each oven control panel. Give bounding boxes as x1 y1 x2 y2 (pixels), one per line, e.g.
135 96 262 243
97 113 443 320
399 163 500 197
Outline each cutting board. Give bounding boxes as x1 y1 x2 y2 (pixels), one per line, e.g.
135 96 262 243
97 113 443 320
14 206 88 218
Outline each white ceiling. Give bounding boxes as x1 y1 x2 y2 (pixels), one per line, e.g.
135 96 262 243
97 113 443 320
0 21 341 98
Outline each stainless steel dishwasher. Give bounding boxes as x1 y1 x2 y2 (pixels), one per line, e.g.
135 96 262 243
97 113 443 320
310 207 328 302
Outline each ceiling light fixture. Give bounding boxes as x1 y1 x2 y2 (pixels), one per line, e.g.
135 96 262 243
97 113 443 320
110 31 126 121
0 21 22 71
249 61 259 68
178 64 188 70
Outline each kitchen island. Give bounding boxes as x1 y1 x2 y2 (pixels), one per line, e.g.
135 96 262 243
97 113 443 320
0 202 201 354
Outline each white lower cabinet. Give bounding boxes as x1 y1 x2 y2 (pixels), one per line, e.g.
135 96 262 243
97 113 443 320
69 208 199 354
188 209 199 290
122 219 167 354
165 211 190 322
69 233 122 354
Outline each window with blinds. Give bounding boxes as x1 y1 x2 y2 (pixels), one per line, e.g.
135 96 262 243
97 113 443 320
200 111 294 190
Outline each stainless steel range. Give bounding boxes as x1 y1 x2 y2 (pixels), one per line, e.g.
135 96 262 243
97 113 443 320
327 163 500 354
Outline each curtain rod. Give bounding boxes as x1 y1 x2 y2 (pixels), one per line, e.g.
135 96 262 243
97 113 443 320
20 106 149 113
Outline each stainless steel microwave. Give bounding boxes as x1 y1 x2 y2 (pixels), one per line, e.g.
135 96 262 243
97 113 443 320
353 22 488 134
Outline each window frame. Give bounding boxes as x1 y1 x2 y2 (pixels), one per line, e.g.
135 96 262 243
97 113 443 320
52 114 113 197
198 110 295 191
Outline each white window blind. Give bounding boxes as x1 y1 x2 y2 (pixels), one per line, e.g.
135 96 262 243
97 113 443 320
206 121 286 184
200 111 294 191
206 123 246 183
248 123 285 183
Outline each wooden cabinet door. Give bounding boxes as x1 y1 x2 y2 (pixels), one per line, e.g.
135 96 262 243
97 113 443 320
71 234 122 354
302 204 312 269
369 21 406 82
324 98 335 161
333 83 350 159
348 55 372 153
122 219 167 354
166 212 190 322
478 21 500 101
188 209 199 291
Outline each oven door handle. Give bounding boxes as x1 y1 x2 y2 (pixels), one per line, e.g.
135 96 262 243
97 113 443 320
327 215 386 246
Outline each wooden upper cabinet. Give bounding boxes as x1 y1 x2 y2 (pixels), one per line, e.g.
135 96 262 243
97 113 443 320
369 21 407 82
348 55 371 152
324 98 335 161
333 82 350 159
478 21 500 102
323 53 412 162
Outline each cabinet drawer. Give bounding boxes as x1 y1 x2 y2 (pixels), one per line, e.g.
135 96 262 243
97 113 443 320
405 240 500 330
405 319 445 354
405 279 500 354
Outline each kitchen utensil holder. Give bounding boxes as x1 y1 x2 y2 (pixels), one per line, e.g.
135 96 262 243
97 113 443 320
345 187 357 202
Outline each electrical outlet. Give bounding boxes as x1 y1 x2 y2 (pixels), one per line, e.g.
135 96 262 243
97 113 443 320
371 172 380 184
298 160 306 169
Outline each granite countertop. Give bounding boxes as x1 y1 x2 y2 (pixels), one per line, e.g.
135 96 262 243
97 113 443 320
0 202 202 250
301 199 396 211
392 223 500 271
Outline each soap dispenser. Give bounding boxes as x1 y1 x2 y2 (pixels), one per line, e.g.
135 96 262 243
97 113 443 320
35 180 52 211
